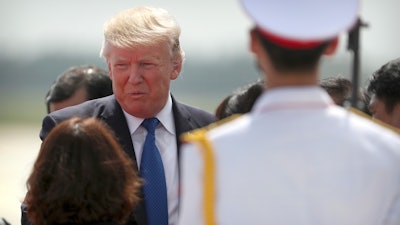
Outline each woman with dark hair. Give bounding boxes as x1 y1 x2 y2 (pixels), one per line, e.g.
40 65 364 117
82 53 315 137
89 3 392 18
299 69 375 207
24 117 141 225
215 79 265 120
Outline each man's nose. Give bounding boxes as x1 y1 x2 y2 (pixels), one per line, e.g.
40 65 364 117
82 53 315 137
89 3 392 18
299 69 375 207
128 66 143 84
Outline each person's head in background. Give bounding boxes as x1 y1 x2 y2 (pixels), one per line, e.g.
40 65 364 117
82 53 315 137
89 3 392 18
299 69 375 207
45 65 113 113
367 57 400 128
320 76 352 106
215 79 264 120
320 76 371 114
24 117 141 225
99 6 185 118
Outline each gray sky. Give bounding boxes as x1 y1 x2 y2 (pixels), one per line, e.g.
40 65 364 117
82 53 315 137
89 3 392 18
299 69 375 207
0 1 251 59
1 0 399 71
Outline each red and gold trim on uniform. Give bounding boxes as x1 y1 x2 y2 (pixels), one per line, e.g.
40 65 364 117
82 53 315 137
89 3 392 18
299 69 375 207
349 107 400 134
257 26 323 49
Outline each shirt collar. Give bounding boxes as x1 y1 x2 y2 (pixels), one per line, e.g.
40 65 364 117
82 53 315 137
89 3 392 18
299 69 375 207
123 94 176 135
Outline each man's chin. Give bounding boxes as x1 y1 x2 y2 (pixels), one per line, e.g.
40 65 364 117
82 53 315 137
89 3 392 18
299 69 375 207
122 105 156 118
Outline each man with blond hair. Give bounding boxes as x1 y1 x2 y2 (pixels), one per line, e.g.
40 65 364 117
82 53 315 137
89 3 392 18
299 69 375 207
22 6 215 225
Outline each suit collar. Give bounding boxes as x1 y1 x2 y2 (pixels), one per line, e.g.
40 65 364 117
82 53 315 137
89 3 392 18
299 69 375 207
98 96 137 162
171 95 193 135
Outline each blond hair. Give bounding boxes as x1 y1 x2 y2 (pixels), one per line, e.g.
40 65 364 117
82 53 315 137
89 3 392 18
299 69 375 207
100 6 184 60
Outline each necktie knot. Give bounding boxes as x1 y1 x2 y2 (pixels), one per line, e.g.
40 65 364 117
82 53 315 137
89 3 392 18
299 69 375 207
142 118 159 134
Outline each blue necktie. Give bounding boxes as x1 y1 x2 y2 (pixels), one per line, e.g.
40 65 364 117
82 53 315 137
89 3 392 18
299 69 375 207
140 118 168 225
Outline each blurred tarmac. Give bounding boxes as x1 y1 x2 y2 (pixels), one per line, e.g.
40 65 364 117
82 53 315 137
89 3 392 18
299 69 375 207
0 124 41 225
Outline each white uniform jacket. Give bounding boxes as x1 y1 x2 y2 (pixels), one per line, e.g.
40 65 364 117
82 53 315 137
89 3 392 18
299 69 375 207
178 86 400 225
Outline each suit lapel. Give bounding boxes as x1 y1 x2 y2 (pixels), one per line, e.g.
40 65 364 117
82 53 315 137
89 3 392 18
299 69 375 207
98 97 137 163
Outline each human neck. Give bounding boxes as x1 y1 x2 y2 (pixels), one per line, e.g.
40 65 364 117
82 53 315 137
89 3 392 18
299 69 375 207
265 69 319 89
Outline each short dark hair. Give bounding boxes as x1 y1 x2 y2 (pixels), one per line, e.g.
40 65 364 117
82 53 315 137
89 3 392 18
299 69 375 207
320 76 352 106
45 65 113 113
215 79 264 120
367 57 400 113
25 117 141 225
254 29 330 73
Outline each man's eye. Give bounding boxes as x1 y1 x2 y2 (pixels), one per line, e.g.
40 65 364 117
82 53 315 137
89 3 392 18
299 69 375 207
141 62 155 68
115 63 128 68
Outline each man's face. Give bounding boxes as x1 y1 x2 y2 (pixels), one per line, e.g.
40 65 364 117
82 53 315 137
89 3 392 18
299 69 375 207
369 94 400 128
49 87 88 113
106 42 181 118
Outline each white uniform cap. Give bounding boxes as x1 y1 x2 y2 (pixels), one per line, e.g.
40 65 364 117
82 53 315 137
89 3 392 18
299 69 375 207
241 0 360 48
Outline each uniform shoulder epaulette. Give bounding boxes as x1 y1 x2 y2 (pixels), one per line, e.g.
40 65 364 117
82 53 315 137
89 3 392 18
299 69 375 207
348 107 400 135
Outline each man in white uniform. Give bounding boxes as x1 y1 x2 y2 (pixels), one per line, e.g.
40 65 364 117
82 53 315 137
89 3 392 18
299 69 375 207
177 0 400 224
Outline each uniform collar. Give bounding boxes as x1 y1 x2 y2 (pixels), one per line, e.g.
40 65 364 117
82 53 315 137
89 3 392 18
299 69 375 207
252 86 335 114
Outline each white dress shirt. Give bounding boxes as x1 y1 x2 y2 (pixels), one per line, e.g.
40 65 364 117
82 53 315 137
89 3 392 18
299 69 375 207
123 94 179 225
178 86 400 225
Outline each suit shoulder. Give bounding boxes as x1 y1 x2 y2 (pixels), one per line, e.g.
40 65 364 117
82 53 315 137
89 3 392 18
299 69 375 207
40 96 118 139
182 114 241 143
180 103 213 115
49 95 115 119
174 101 216 124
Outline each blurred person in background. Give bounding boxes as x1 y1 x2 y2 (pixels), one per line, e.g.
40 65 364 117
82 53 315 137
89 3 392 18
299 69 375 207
320 75 370 114
319 75 352 106
215 79 264 120
367 57 400 129
24 117 141 225
45 65 113 113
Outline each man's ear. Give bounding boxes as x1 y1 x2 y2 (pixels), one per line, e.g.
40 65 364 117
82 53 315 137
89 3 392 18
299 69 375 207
324 37 339 56
170 57 182 80
107 62 113 79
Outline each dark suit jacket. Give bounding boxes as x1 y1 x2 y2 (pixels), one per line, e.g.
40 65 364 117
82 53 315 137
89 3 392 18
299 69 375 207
22 95 216 225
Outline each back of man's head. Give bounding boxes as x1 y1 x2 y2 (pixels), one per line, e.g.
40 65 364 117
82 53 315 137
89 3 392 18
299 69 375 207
241 0 359 72
46 65 113 113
